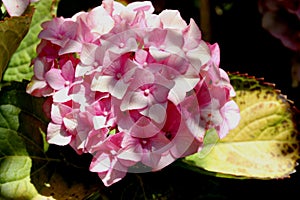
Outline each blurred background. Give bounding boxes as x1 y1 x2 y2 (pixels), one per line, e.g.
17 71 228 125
53 0 300 199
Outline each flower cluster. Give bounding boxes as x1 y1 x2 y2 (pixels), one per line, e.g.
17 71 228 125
26 0 240 186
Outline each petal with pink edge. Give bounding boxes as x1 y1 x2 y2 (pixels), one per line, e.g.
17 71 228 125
45 69 66 90
47 123 72 145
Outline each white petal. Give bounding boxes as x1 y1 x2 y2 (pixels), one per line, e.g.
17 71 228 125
159 10 187 29
52 87 71 103
187 41 211 68
47 123 71 145
149 47 170 61
91 75 114 92
120 92 148 111
93 115 107 130
2 0 28 16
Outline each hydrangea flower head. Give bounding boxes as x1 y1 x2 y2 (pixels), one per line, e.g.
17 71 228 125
26 0 240 186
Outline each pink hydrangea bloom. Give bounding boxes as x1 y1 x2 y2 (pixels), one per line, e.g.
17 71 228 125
26 0 240 186
2 0 39 16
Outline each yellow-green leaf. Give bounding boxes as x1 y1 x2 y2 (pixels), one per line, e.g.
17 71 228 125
197 128 219 159
183 73 300 179
0 6 34 81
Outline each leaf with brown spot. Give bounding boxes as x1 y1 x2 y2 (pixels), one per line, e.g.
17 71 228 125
183 72 300 179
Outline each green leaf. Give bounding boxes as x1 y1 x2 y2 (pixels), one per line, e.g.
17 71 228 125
183 73 300 179
0 6 34 81
0 105 37 199
0 104 20 131
197 128 219 159
3 0 60 82
0 81 49 124
0 81 105 197
0 82 52 199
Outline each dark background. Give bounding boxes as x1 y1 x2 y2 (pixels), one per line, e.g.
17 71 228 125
54 0 300 199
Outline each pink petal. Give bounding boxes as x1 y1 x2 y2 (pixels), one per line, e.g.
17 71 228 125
61 60 75 82
149 47 170 61
117 144 142 163
45 68 66 90
90 153 112 173
93 115 107 130
151 153 174 171
134 49 148 64
63 117 77 133
120 91 148 111
170 126 197 158
50 103 72 124
59 40 82 55
223 100 241 130
111 79 130 99
50 104 62 124
88 6 114 35
141 103 167 124
126 1 154 13
186 41 211 68
91 75 115 93
33 58 51 80
80 43 98 65
98 163 127 186
130 116 161 138
168 76 199 105
26 79 48 96
159 10 187 29
183 19 202 50
141 152 161 168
